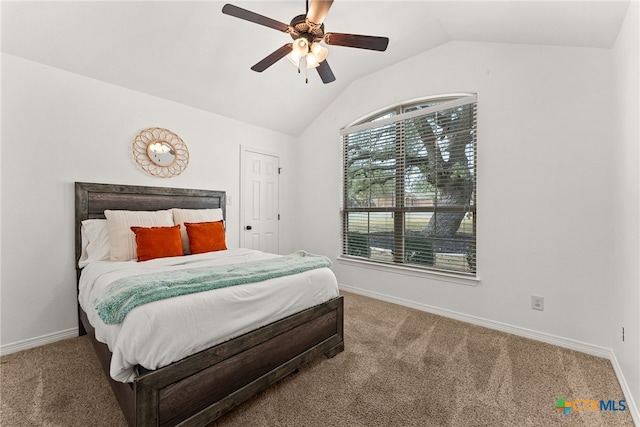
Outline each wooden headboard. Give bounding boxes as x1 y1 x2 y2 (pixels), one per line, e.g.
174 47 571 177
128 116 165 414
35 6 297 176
74 182 226 267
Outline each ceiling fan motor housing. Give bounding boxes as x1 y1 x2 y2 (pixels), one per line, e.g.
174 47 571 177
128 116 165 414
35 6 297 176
289 14 325 44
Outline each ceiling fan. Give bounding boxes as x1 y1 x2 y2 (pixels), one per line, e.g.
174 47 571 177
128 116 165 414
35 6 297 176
222 0 389 84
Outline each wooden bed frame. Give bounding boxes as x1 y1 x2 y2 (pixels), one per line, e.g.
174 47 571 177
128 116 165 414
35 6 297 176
75 182 344 426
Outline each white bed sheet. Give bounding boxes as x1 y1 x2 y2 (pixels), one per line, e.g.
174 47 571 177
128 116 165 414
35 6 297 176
78 248 339 382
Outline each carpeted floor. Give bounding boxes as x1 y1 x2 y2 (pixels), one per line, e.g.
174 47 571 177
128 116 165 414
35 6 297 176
1 292 634 426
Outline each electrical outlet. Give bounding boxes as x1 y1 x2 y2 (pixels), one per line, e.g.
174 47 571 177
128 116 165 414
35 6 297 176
531 295 544 311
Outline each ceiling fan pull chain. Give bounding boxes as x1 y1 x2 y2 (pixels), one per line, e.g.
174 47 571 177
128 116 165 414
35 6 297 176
299 55 307 77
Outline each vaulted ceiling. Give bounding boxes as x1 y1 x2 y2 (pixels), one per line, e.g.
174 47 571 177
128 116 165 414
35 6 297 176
1 1 630 136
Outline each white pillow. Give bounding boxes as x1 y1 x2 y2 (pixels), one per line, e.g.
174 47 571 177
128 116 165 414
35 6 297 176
78 219 111 268
172 208 224 254
104 209 174 261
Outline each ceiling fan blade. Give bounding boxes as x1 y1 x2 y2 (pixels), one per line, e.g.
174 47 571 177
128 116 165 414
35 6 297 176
222 4 290 32
251 44 293 72
316 60 336 84
306 0 334 26
324 33 389 51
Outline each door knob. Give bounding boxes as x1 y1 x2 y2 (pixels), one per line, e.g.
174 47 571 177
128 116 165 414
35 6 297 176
245 225 252 230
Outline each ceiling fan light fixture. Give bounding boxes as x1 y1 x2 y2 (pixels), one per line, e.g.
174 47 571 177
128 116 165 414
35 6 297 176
287 39 323 70
291 38 309 58
286 52 320 69
286 51 300 66
286 51 302 67
310 42 328 63
306 52 319 68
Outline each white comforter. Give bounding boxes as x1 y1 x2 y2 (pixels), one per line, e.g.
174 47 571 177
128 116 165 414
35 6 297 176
79 248 339 382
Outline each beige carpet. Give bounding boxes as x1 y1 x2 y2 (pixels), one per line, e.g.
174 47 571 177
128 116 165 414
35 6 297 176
1 292 634 426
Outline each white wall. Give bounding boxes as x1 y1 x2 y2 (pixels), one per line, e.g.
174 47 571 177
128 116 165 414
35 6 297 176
0 53 298 349
297 41 615 346
611 1 640 420
297 13 640 415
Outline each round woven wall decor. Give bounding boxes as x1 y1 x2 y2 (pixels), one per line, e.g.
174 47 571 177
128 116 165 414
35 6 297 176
132 127 189 178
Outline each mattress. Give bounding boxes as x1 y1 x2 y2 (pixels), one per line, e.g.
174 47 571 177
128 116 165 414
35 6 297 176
78 248 339 382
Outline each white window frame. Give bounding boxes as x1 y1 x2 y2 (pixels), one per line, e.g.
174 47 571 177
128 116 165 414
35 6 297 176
339 94 477 278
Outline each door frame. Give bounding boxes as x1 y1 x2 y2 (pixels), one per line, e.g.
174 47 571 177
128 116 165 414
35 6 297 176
239 145 281 252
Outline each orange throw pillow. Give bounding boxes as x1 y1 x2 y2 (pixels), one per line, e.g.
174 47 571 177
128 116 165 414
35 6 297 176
130 225 184 262
185 221 227 254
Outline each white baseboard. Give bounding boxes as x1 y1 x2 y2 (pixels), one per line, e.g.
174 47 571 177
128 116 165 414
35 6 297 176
610 352 640 426
0 327 78 356
339 283 640 424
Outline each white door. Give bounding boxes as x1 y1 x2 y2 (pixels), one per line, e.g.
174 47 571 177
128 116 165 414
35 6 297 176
241 149 280 253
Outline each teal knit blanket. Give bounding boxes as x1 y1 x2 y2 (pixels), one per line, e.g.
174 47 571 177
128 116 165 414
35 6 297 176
95 251 331 325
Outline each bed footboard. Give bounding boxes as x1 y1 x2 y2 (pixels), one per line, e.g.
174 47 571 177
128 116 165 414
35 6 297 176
141 296 343 426
82 296 344 427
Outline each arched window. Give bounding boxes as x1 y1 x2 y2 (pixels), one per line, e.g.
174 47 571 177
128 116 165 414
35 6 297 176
341 94 477 275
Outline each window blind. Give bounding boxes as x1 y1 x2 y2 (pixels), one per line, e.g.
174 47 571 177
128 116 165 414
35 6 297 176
341 95 477 275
